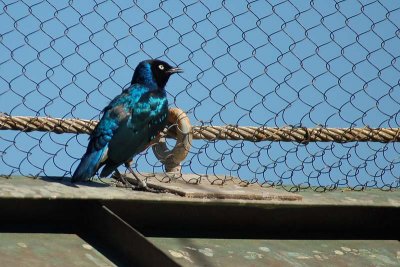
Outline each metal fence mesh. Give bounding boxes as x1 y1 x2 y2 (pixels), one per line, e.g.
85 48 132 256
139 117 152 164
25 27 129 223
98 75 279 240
1 0 399 191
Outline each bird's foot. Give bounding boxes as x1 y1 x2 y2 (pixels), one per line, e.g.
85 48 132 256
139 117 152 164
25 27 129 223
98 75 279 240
125 166 166 193
111 172 165 193
111 173 136 189
126 178 166 193
137 185 166 194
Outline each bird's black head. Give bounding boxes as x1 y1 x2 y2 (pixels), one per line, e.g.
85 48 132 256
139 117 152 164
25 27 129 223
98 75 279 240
131 59 183 89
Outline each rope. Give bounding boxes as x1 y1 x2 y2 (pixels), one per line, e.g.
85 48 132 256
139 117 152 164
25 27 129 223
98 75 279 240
1 115 399 143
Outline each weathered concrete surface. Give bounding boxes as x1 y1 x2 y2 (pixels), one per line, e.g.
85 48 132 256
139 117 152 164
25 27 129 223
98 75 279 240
0 175 399 207
149 238 400 267
0 233 116 267
0 176 400 207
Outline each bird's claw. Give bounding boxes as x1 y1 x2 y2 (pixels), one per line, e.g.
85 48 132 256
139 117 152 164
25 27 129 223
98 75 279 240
135 179 147 188
126 178 166 193
134 184 166 193
112 172 165 193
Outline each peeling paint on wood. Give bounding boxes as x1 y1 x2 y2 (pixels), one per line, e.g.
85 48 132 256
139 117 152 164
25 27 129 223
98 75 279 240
150 238 400 267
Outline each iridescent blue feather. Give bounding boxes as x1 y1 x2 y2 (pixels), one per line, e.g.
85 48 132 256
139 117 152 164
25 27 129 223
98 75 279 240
72 60 174 182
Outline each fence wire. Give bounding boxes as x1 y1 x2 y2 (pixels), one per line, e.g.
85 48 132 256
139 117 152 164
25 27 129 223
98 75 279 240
0 0 399 191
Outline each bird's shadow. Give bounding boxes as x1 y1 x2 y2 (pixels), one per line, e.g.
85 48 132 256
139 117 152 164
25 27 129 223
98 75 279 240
37 176 111 188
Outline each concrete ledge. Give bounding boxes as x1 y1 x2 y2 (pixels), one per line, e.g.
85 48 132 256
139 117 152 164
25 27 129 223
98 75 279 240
0 176 398 266
0 175 398 208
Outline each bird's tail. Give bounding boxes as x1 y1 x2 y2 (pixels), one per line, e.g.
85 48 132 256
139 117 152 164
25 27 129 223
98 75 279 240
71 147 106 182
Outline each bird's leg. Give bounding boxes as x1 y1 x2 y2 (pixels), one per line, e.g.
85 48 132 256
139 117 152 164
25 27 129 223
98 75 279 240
125 163 166 193
125 164 147 188
111 169 137 189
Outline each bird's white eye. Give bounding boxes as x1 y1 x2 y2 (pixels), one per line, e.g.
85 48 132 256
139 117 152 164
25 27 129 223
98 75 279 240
158 64 164 70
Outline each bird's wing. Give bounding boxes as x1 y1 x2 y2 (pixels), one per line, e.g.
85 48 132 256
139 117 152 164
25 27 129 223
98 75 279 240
102 89 168 169
71 89 134 181
89 89 135 152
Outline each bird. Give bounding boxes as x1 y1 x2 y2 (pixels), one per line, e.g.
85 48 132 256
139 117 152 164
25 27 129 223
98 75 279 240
71 59 183 191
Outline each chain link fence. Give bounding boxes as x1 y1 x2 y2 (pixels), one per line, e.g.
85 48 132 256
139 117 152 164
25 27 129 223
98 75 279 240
1 0 399 191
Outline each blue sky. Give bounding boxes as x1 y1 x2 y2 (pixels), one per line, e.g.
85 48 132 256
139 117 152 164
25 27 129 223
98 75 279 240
1 0 399 190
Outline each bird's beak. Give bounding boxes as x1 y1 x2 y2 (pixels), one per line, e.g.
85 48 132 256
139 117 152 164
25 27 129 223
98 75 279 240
167 67 184 74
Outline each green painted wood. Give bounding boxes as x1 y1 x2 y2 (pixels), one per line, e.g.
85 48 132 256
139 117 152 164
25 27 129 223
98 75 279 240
0 233 115 267
149 238 400 267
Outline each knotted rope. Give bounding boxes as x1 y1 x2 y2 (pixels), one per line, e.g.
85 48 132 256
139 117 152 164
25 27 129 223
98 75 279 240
1 114 399 143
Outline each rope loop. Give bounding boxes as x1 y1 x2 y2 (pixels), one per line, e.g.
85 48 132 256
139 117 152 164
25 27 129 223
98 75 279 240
152 108 193 174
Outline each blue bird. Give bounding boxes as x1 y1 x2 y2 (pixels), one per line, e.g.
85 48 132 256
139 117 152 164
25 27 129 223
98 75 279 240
72 59 182 191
